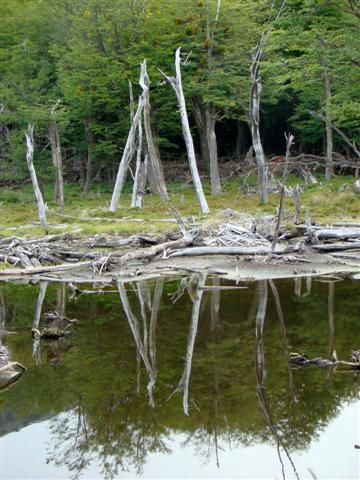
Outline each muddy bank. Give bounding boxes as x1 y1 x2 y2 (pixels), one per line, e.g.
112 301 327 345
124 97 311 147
0 250 359 284
1 214 360 283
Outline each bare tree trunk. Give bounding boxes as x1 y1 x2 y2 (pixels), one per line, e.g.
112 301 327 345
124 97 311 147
160 48 210 214
110 96 144 212
206 104 222 195
83 120 94 194
32 281 48 364
192 99 221 194
250 45 268 204
140 60 169 200
328 282 335 358
25 124 48 229
254 282 300 479
131 110 148 208
282 131 294 181
56 283 66 318
292 185 301 225
324 67 333 180
118 281 157 407
49 118 64 211
192 98 209 168
170 273 206 415
269 280 297 403
32 281 48 332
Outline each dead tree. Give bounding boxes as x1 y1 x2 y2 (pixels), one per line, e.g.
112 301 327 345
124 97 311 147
49 102 64 211
254 280 300 480
249 41 268 204
282 132 294 181
118 281 157 407
169 273 206 415
25 124 48 229
249 1 287 204
140 60 169 201
160 48 210 214
110 96 144 212
131 112 148 208
32 281 48 364
292 185 301 225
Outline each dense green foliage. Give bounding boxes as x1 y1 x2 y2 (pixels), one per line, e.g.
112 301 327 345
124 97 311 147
0 0 359 185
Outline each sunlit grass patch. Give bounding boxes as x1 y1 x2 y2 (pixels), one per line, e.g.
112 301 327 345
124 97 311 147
0 176 359 238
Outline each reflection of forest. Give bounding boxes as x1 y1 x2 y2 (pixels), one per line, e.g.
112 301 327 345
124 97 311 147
1 277 360 478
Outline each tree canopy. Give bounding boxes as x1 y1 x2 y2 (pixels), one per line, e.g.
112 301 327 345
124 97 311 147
0 0 358 186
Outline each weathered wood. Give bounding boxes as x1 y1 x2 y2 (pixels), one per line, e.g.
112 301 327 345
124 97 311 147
115 235 195 265
315 228 360 240
292 185 301 225
49 102 64 210
160 48 210 214
312 242 360 252
271 184 285 252
140 60 169 201
249 43 268 204
169 244 299 257
25 124 47 229
110 95 144 212
282 131 294 180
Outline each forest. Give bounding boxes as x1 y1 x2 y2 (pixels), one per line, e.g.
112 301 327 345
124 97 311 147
0 0 359 206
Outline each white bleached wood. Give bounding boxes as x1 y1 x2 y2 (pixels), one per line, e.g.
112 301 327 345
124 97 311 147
160 48 210 214
25 124 48 229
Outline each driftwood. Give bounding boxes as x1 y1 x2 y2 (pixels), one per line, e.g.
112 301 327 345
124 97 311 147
312 242 360 252
313 228 360 240
169 244 300 257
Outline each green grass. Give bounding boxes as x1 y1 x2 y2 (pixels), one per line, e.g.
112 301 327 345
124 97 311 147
0 176 359 238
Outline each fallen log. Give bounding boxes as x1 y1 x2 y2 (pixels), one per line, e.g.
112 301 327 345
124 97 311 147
168 244 300 258
312 242 360 252
314 228 360 240
113 235 196 265
0 258 96 276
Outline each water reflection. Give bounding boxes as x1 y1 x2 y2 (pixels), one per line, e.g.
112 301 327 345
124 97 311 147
0 276 359 479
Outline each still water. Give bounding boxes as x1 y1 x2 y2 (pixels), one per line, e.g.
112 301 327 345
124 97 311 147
0 275 359 479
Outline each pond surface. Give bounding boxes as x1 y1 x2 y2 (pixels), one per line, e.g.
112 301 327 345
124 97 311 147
0 275 359 479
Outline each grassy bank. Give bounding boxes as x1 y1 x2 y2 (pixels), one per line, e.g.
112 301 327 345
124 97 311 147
0 176 359 237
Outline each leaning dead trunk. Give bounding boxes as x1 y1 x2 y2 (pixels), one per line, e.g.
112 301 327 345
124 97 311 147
25 124 48 229
110 96 144 212
250 43 268 204
49 117 64 211
160 48 210 214
131 111 148 208
140 60 169 201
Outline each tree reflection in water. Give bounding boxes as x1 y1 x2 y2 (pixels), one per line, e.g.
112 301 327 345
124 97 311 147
1 276 360 479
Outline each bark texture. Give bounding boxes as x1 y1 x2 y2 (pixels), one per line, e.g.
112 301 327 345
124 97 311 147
25 124 48 229
161 48 210 214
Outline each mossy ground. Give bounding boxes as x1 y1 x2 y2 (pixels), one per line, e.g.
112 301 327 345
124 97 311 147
0 176 359 238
